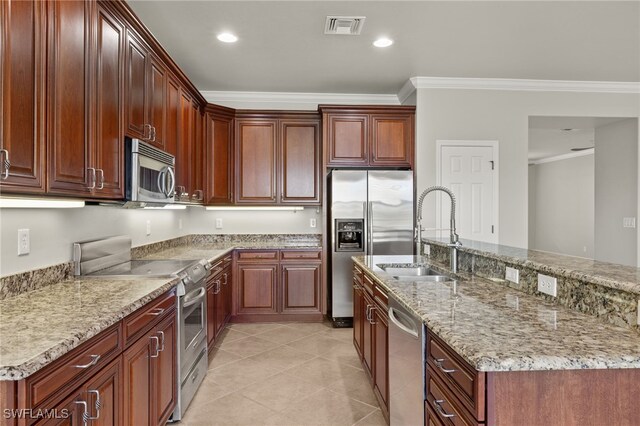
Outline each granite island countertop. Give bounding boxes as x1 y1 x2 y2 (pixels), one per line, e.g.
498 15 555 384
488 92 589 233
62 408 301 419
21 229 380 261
0 237 323 381
354 255 640 372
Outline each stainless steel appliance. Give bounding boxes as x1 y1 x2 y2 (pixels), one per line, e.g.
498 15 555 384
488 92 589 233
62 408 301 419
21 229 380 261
125 138 176 207
388 295 425 426
73 236 209 421
329 170 414 325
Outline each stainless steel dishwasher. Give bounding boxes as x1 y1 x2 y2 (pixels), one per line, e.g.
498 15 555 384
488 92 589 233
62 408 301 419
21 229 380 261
388 296 425 426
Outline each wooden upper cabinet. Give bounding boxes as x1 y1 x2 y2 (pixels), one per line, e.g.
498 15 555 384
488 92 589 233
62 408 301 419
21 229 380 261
175 90 193 200
147 57 166 150
93 4 125 199
191 101 204 203
205 107 234 205
125 30 148 140
280 120 320 204
235 119 277 204
0 0 46 193
326 114 368 166
164 75 180 157
321 106 415 169
46 0 92 195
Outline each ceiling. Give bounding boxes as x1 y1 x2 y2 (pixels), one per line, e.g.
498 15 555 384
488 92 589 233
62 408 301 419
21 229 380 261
528 117 630 162
127 1 640 95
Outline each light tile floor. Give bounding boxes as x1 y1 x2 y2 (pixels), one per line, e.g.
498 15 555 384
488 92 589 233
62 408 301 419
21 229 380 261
178 322 386 426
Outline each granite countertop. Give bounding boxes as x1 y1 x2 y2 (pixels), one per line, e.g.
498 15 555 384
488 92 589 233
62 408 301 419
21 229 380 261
0 238 323 381
354 255 640 372
425 237 640 295
0 276 178 380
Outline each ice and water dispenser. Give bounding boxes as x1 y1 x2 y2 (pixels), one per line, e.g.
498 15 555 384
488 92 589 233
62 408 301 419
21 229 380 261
335 219 364 252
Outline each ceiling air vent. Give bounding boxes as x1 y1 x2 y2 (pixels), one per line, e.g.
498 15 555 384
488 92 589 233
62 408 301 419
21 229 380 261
324 16 366 35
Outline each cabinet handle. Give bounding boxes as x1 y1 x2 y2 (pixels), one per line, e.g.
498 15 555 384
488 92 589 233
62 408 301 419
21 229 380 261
73 354 100 369
144 124 152 141
86 168 96 190
158 330 165 352
369 306 377 324
223 273 228 285
192 189 204 201
0 149 10 179
433 399 455 418
147 307 165 316
87 389 101 420
97 169 104 189
150 336 160 358
365 305 371 321
434 358 457 374
214 280 221 294
151 126 157 142
75 400 89 425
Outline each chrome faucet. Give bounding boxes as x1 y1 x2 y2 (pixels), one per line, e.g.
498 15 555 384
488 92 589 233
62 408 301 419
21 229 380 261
415 186 462 273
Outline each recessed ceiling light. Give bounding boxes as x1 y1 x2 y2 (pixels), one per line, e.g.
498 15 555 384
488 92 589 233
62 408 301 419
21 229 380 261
217 32 238 43
373 37 393 48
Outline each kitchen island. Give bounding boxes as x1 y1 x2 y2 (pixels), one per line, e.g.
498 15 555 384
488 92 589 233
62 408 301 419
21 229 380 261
353 254 640 425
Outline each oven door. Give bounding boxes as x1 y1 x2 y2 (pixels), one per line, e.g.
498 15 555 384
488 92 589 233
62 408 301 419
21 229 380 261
179 285 207 376
132 154 176 203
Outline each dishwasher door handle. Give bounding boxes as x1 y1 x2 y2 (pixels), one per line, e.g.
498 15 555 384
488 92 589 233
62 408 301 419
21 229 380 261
389 307 419 338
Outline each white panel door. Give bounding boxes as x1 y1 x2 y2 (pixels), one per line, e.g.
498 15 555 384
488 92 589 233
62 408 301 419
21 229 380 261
440 145 496 243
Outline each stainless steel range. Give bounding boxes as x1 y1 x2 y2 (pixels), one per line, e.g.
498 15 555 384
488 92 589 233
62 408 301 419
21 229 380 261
73 236 209 421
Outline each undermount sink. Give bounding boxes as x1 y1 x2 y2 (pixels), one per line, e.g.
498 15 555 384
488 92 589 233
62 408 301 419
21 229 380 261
378 264 454 282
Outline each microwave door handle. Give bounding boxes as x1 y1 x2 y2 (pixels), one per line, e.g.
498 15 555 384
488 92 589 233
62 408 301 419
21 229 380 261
157 169 166 196
165 167 176 197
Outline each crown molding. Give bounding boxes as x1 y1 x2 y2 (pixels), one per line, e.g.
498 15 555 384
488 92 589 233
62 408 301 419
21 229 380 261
529 148 595 165
397 79 417 104
409 77 640 94
200 90 400 110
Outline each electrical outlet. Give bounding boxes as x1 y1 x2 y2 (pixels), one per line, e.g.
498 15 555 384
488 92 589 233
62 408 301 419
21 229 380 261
505 267 519 284
18 229 30 256
538 273 557 297
310 218 317 228
423 243 431 256
146 220 151 236
215 218 223 229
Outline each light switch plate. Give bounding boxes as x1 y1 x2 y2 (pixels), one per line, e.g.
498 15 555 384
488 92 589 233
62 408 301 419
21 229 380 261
505 266 519 284
310 218 317 228
215 218 223 229
538 273 557 297
423 243 431 256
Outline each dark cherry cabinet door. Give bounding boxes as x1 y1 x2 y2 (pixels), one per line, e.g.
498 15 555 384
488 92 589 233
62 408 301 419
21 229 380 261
176 91 193 200
123 332 151 426
369 114 413 168
236 263 279 314
85 357 123 426
124 30 148 140
353 281 364 359
280 263 321 314
362 292 374 377
0 0 46 193
191 101 204 203
223 265 233 324
279 120 320 204
93 5 124 199
151 313 176 426
205 111 234 204
38 389 84 426
373 308 389 411
46 0 92 195
164 75 180 157
207 280 217 348
235 119 277 204
215 275 227 337
147 57 166 150
326 114 368 167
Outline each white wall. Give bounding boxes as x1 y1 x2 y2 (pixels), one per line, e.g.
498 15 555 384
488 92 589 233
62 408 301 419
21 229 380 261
529 154 595 258
414 88 640 248
187 207 322 235
595 118 639 266
0 206 189 276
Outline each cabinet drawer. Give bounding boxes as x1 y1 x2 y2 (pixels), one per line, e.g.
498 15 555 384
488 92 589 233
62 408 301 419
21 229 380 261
353 265 363 284
24 323 122 409
426 402 446 426
208 259 224 275
280 249 321 261
237 250 279 261
427 333 485 421
363 273 374 295
426 372 481 426
374 285 388 311
123 289 176 346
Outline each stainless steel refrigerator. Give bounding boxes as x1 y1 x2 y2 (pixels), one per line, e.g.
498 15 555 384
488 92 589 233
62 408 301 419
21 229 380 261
329 170 414 325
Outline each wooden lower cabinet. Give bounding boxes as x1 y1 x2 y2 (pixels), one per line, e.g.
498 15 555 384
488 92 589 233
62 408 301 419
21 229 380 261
123 310 176 426
352 278 364 358
235 263 278 315
280 263 321 314
207 259 233 351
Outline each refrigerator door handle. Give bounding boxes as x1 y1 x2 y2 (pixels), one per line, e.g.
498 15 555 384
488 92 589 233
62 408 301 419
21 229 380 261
363 202 368 255
368 201 373 256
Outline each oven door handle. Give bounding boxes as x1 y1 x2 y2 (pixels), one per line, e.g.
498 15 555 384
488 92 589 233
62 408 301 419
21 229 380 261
183 287 206 308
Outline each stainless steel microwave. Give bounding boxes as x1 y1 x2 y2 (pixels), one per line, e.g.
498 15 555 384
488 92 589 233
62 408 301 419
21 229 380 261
125 138 176 207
